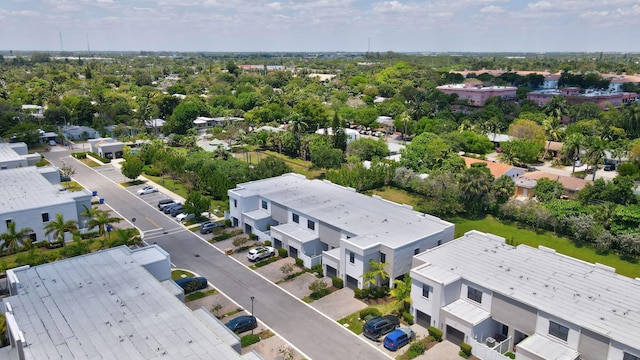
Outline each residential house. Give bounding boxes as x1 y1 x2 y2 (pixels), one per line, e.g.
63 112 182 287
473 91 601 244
514 172 591 200
88 137 125 159
0 166 93 243
410 230 640 360
21 104 44 119
2 245 262 360
62 125 100 140
228 173 454 289
314 128 360 143
462 157 525 180
193 116 244 131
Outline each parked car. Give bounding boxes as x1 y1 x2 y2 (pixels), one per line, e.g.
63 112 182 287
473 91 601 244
137 186 158 195
200 221 225 234
383 327 415 351
163 202 182 214
224 315 257 334
363 315 400 341
157 198 176 210
247 246 276 262
170 205 184 217
176 213 195 222
174 276 207 294
604 163 616 171
48 140 57 146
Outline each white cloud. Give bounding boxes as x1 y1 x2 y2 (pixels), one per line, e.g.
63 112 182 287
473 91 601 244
480 5 505 13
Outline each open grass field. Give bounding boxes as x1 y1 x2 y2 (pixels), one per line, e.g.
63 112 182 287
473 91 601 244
368 187 419 207
234 150 324 179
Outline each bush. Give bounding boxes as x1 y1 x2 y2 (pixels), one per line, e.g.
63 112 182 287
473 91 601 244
212 233 232 242
331 276 344 289
240 334 260 347
369 285 389 299
264 240 272 246
460 342 472 357
402 311 414 325
407 341 425 358
310 264 323 277
71 152 87 159
232 237 249 247
249 233 258 240
225 219 232 227
309 288 331 300
359 307 382 320
278 248 288 258
143 164 161 177
295 257 304 267
428 326 442 342
88 152 111 163
354 288 367 299
505 352 516 359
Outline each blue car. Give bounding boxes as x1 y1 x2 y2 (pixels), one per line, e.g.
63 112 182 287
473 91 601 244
383 327 415 351
225 315 257 334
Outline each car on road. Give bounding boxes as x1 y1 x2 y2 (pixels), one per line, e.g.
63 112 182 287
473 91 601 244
225 315 257 334
200 221 225 234
383 327 415 351
176 213 195 222
137 186 158 195
163 202 182 214
247 246 276 262
363 315 400 341
157 198 176 210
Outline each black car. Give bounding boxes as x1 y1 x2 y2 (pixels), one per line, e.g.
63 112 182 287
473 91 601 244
200 221 225 234
604 163 616 171
363 315 400 341
157 198 175 210
225 315 257 333
169 205 184 217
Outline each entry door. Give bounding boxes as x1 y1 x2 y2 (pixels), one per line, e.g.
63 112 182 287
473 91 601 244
446 325 465 345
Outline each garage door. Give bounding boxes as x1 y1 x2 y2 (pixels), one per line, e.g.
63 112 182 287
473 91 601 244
446 325 465 345
289 246 298 258
325 266 337 278
346 275 358 289
416 310 431 328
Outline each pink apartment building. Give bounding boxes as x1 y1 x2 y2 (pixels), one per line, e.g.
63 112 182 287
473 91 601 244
436 83 518 106
528 87 637 108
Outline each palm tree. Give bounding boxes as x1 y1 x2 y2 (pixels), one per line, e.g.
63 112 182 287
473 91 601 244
562 133 584 174
44 213 78 246
361 260 389 288
543 95 568 122
0 222 33 255
390 276 412 312
583 136 607 181
623 103 640 138
542 116 564 159
88 209 122 237
111 228 140 247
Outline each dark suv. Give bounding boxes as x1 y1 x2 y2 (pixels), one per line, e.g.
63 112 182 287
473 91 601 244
363 315 400 341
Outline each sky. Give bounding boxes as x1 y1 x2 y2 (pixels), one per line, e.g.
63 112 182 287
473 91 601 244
1 0 639 53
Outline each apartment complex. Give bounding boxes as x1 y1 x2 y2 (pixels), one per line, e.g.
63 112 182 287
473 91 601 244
527 88 637 108
2 245 262 360
436 83 518 106
228 173 454 289
410 231 640 360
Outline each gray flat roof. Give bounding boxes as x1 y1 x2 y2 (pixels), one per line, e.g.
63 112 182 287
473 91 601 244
232 174 453 249
413 231 640 349
4 246 254 359
0 166 88 213
0 143 23 163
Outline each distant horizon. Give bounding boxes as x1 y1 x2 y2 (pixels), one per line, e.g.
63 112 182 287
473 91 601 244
2 1 639 54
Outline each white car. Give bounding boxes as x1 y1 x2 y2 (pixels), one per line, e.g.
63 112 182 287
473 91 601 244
176 213 195 222
137 186 158 195
247 246 276 262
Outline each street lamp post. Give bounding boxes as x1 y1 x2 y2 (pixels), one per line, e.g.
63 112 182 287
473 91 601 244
250 296 255 334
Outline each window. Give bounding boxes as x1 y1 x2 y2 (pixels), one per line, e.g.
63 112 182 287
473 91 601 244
467 286 482 303
349 252 354 264
261 200 267 210
437 240 442 246
380 253 386 263
548 321 569 341
233 199 237 208
292 213 299 224
5 219 12 227
42 213 49 222
307 220 315 230
624 353 640 360
422 284 430 298
414 248 420 255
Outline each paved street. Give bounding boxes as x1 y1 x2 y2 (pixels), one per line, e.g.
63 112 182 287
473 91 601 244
44 148 390 360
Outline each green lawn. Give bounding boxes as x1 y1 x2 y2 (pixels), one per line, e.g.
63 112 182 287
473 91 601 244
235 150 324 179
368 187 419 207
171 269 195 280
452 215 640 278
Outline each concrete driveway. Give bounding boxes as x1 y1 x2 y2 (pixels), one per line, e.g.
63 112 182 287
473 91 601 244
311 287 367 320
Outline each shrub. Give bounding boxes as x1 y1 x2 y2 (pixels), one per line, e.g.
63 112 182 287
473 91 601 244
428 326 442 342
505 352 516 359
212 233 232 242
331 276 344 289
407 341 425 358
88 152 111 163
143 164 161 177
308 279 328 293
295 257 304 267
402 311 414 325
278 248 288 258
264 240 272 246
359 307 382 320
311 264 323 277
224 219 232 227
232 237 249 247
240 334 260 347
460 342 472 357
369 285 389 299
354 288 367 299
309 288 331 300
71 152 87 159
249 233 258 240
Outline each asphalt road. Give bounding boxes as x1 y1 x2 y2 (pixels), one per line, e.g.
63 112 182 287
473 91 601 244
44 148 388 360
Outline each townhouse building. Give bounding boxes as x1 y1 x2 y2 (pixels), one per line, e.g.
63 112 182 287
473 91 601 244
228 173 454 289
0 142 41 170
527 88 637 108
410 231 640 360
436 84 517 106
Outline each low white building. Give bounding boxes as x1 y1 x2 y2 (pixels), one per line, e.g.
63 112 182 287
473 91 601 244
193 116 244 131
88 137 125 159
314 127 360 143
0 166 92 243
62 125 100 140
0 143 41 170
410 230 640 360
228 173 454 289
3 245 262 360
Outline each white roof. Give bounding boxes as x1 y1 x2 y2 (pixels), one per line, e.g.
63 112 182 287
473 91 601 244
3 246 258 360
517 334 579 360
413 231 640 349
231 174 453 249
442 299 490 326
0 166 89 213
0 143 24 163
